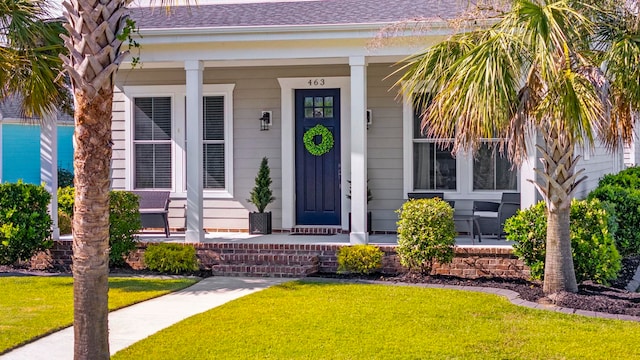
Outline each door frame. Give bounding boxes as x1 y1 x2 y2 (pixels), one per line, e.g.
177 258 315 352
295 88 342 225
278 77 351 230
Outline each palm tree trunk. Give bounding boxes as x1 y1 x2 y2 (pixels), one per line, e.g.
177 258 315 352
533 130 584 294
544 204 577 294
71 89 113 359
60 0 127 357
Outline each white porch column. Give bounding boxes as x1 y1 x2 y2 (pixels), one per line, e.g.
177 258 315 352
185 60 204 242
40 113 59 240
520 130 537 209
349 56 368 244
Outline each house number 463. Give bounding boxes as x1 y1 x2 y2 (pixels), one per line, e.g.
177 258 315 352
308 79 325 86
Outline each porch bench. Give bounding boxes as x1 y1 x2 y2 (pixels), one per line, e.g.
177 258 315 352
132 191 171 237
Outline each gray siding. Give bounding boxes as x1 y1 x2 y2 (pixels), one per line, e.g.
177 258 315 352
366 65 404 231
113 64 624 232
574 142 623 199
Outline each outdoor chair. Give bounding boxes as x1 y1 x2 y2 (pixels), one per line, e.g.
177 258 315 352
132 190 171 237
473 192 520 240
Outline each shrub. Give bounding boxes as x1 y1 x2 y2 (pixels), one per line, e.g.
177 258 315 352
504 199 621 285
109 191 142 267
337 245 383 274
58 210 72 235
396 198 456 274
144 243 199 274
56 187 142 267
597 166 640 189
57 186 74 219
58 168 74 188
588 185 640 256
0 182 53 264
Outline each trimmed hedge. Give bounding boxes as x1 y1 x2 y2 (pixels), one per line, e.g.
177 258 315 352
588 166 640 256
144 243 199 274
337 245 383 274
588 185 640 256
504 199 621 285
0 182 53 264
396 198 456 274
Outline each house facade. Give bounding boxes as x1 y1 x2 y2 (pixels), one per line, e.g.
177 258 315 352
114 0 623 243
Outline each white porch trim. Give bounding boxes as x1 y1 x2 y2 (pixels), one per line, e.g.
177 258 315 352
349 56 368 244
40 113 59 240
520 134 537 209
277 76 351 230
184 60 204 242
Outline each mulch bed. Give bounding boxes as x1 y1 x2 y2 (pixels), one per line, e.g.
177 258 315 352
316 255 640 318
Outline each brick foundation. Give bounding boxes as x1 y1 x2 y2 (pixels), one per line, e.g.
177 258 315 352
31 240 530 279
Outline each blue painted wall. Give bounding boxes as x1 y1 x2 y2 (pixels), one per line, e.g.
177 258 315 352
2 123 74 184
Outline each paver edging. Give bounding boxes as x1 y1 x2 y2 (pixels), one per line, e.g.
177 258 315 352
302 277 640 323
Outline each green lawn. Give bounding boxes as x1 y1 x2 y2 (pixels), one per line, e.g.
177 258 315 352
0 276 198 353
114 281 640 360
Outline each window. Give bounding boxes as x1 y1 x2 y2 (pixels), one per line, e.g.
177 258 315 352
403 95 519 197
126 84 235 197
473 143 518 190
203 96 225 189
412 109 456 190
133 97 172 189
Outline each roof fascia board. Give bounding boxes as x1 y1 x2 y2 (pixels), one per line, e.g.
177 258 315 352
137 21 454 44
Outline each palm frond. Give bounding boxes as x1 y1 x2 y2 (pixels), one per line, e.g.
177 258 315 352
0 0 68 119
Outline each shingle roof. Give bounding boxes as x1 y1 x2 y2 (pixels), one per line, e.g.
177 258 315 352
130 0 465 29
0 95 73 123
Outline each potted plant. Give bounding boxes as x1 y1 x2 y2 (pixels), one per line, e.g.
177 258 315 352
347 180 373 234
248 157 275 234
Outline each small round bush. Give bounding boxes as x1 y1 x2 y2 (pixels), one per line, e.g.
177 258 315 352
58 210 72 235
0 182 53 264
588 185 640 256
337 245 384 275
109 191 142 267
144 243 199 274
396 198 456 274
597 166 640 189
504 199 621 285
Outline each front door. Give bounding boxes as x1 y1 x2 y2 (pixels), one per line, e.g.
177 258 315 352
295 89 341 225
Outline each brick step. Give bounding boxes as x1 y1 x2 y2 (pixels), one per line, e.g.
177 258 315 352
218 253 319 266
290 226 342 235
212 263 318 278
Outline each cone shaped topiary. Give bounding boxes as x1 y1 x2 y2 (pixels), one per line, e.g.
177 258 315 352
248 157 275 213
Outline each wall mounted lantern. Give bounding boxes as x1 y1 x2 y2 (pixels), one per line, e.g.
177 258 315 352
260 111 272 131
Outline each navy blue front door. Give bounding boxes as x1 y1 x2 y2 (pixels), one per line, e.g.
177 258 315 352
295 89 341 225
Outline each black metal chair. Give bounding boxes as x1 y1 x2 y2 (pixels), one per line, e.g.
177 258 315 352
473 192 520 239
132 191 171 237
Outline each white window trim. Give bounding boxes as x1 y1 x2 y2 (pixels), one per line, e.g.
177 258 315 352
402 97 519 201
123 84 235 198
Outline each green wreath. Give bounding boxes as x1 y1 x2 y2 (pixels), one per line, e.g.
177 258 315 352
303 124 334 156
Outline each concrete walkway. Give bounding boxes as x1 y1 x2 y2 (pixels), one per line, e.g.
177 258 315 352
1 277 288 359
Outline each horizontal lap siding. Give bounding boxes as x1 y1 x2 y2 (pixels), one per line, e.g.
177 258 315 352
574 142 623 199
111 90 126 190
367 65 404 231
